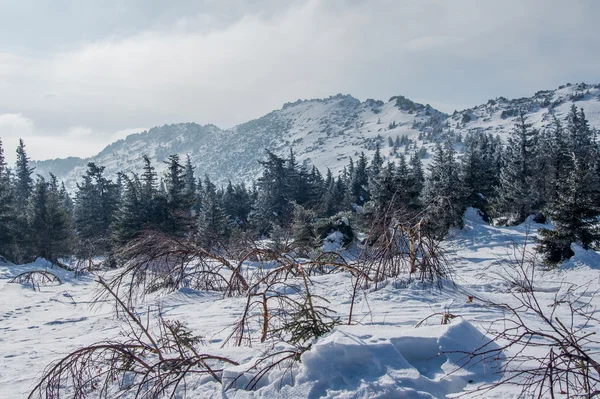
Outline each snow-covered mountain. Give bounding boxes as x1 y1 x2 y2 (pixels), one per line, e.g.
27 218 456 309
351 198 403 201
33 83 600 190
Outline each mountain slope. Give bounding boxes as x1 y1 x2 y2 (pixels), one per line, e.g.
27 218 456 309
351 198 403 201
33 83 600 190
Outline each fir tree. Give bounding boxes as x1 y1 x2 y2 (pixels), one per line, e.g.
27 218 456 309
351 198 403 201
73 163 120 259
494 111 541 223
370 143 383 177
14 139 34 208
422 140 465 237
347 152 369 205
163 155 194 234
112 174 143 246
27 176 72 263
538 155 600 263
538 107 600 263
291 204 317 255
251 150 293 233
183 155 197 208
0 138 14 255
197 175 230 247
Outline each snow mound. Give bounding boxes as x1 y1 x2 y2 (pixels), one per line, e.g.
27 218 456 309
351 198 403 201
229 319 500 398
561 243 600 270
323 231 344 252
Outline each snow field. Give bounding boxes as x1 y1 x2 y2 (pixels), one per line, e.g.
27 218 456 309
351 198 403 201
1 209 600 398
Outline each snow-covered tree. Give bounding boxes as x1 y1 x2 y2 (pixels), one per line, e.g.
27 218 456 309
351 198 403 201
494 112 541 223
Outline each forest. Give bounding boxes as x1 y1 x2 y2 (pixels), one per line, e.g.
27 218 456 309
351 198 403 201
1 104 598 267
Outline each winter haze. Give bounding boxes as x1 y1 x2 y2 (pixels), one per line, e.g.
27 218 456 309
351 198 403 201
1 0 600 163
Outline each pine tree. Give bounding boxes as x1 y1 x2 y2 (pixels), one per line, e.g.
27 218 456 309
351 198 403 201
538 155 600 263
163 155 194 234
370 143 383 177
183 155 197 209
251 151 293 233
73 163 120 260
408 151 424 209
494 111 541 223
321 168 336 217
347 152 369 205
538 107 600 263
112 173 143 246
369 161 397 214
27 176 72 263
197 175 230 247
422 140 465 237
291 204 317 255
0 138 14 255
14 139 34 208
543 116 569 205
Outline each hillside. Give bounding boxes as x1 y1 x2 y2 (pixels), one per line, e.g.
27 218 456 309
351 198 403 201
33 83 600 190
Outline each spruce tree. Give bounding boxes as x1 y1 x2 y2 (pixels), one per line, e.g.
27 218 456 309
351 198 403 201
73 163 119 260
494 111 541 223
163 155 194 234
197 175 230 247
184 155 197 209
422 140 465 237
112 173 143 246
347 152 369 205
27 176 72 263
251 150 293 233
0 138 14 255
370 143 383 177
538 107 600 263
538 155 600 263
14 139 34 208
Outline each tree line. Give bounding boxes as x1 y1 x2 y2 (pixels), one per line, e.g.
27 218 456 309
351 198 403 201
0 104 598 266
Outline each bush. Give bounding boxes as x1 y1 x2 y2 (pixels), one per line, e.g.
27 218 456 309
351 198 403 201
314 213 354 248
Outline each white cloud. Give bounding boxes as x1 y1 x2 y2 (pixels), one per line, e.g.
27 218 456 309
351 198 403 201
0 0 599 161
66 126 92 138
0 113 34 136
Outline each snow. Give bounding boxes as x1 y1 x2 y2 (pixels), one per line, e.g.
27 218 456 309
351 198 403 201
2 210 600 398
32 83 600 193
561 243 600 270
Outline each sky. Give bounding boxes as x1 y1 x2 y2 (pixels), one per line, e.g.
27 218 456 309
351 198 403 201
0 0 599 164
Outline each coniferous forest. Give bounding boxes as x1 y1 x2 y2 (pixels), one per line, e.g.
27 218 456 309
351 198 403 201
1 104 598 267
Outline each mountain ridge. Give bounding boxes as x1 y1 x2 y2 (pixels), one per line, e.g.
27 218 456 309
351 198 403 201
32 82 600 190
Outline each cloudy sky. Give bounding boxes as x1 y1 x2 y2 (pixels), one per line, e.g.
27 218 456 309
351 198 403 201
0 0 599 163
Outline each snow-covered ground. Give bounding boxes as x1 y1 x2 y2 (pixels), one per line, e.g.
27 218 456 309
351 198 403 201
2 210 600 398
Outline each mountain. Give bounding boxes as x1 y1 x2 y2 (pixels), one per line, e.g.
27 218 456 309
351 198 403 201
32 83 600 191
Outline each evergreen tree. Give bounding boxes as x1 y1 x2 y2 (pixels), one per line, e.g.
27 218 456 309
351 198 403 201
73 163 120 259
369 161 397 214
422 140 465 237
543 116 569 205
183 155 197 209
112 174 143 246
14 139 34 208
27 175 72 263
163 155 194 234
197 175 230 246
321 168 336 217
347 152 369 205
291 204 317 255
370 143 383 177
538 155 600 263
461 133 499 210
408 151 425 208
251 150 293 233
0 138 15 256
538 107 600 263
494 111 541 223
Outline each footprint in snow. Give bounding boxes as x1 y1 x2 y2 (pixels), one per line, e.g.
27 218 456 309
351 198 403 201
45 317 88 325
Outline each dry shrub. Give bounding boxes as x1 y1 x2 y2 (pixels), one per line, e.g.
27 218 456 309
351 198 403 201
29 278 237 399
9 270 61 291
